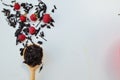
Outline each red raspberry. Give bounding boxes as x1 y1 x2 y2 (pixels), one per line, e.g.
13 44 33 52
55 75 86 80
29 27 36 35
30 14 37 21
18 34 26 41
20 15 26 22
43 14 52 23
14 3 20 10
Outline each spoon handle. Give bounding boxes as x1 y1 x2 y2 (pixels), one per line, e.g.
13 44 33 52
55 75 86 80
30 70 35 80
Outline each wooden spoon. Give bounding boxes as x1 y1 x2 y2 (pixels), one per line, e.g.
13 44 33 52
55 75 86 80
29 65 39 80
23 44 43 80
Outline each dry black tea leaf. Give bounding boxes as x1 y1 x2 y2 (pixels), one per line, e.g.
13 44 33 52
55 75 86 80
15 29 21 37
20 48 24 56
2 8 10 16
35 27 41 36
11 0 16 3
38 41 43 45
50 22 54 27
54 5 57 9
21 3 33 13
51 18 55 22
39 65 43 72
23 28 29 35
51 9 54 13
47 25 51 29
40 31 44 37
41 24 46 28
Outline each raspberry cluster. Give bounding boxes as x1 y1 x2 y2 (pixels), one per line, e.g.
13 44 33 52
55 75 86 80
1 0 57 54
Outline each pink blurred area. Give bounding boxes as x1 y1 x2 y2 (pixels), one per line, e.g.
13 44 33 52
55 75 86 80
107 41 120 78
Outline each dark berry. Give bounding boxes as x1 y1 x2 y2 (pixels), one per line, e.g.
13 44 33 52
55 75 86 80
29 27 36 35
14 3 20 10
43 14 52 23
20 15 26 22
30 14 37 21
18 34 26 41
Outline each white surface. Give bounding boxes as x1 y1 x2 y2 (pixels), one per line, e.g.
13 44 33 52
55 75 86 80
0 0 120 80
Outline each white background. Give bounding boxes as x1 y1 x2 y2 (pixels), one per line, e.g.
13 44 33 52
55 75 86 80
0 0 120 80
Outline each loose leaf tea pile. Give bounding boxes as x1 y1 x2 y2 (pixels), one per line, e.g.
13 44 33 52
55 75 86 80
1 0 57 69
23 44 43 67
